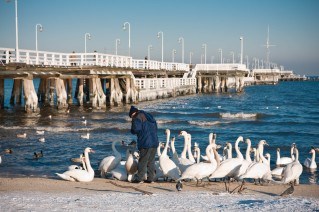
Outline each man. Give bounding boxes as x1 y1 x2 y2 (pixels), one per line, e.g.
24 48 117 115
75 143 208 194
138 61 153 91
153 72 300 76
129 106 159 183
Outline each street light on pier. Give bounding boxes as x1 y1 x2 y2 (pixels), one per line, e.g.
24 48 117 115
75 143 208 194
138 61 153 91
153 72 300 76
157 31 164 62
35 23 43 64
202 44 207 64
148 44 152 61
189 52 193 64
245 55 249 69
218 48 223 63
7 0 19 62
230 51 234 64
240 36 243 64
84 32 91 63
115 39 120 55
122 22 131 56
178 37 184 63
172 49 176 62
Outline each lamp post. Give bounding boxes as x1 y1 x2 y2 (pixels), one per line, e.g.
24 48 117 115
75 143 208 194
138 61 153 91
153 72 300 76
148 44 152 61
230 51 234 63
157 31 164 62
189 52 193 64
218 48 223 63
84 32 91 63
122 22 131 56
35 23 43 64
246 55 249 69
240 36 243 64
115 39 120 55
178 37 184 63
202 44 207 64
7 0 19 62
172 49 176 62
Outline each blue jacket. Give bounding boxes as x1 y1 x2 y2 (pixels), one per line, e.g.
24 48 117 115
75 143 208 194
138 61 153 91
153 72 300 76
130 110 159 150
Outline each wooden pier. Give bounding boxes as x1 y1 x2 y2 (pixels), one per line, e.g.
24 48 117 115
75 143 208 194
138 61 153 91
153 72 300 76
0 48 250 113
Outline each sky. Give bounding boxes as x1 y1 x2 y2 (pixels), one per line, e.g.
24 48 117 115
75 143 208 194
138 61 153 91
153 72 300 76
0 0 318 75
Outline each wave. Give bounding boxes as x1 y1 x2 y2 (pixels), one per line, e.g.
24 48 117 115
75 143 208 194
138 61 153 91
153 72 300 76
188 120 224 126
220 112 258 119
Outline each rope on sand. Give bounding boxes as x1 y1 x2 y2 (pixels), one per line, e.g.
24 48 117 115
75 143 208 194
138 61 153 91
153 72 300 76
108 181 153 195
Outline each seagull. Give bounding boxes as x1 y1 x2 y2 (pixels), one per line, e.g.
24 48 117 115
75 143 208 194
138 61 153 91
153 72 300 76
82 120 87 125
38 137 45 143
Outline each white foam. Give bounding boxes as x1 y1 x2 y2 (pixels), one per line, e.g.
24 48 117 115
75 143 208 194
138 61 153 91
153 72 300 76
188 120 221 126
220 112 257 119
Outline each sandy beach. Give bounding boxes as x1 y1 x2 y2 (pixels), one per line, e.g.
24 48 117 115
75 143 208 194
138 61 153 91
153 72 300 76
1 177 318 211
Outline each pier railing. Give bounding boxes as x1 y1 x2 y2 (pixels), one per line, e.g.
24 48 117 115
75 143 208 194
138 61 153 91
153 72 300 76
195 63 248 72
0 48 189 72
135 77 196 90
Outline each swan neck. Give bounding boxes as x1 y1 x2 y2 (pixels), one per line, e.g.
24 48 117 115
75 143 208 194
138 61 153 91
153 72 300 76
180 134 188 158
84 150 93 172
245 141 252 162
163 131 170 156
235 139 243 159
311 150 316 162
112 141 121 156
187 136 195 162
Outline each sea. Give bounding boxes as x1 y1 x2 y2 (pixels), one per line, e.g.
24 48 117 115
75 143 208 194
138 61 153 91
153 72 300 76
0 80 318 185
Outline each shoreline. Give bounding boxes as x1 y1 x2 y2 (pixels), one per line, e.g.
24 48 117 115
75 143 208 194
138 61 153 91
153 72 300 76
1 177 319 211
1 176 319 197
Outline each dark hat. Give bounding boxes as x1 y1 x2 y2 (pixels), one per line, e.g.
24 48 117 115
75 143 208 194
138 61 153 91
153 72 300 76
129 106 138 118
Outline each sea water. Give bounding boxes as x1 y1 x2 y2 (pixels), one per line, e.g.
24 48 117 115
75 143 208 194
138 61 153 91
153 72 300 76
0 80 318 184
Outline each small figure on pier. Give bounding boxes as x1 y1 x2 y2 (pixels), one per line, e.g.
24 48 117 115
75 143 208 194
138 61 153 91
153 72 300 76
70 51 76 66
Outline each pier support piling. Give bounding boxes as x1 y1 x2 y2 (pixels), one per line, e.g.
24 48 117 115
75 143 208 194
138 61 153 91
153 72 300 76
23 79 39 113
0 79 4 109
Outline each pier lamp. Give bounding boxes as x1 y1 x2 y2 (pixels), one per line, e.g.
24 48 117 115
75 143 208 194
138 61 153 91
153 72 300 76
230 51 234 64
122 22 131 56
202 44 207 64
84 32 91 63
148 44 152 61
178 37 184 63
157 31 164 63
189 52 193 64
240 36 243 64
7 0 19 62
115 39 120 55
35 23 43 64
172 49 176 62
218 48 223 64
246 55 249 69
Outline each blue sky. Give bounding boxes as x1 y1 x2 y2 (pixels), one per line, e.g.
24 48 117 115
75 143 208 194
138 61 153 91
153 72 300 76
0 0 318 75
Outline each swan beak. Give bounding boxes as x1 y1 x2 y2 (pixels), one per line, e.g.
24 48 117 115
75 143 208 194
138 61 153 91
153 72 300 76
90 149 95 153
264 142 269 146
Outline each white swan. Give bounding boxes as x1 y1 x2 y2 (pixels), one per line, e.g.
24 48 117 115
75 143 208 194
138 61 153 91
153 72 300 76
303 148 317 170
276 147 293 166
174 131 194 173
17 133 27 138
281 146 303 185
209 136 244 191
200 133 213 161
179 131 190 159
235 138 253 179
111 161 128 181
154 142 165 181
177 142 218 185
239 140 272 184
159 129 180 181
36 130 45 135
125 142 138 182
99 140 122 178
56 147 95 182
81 132 90 139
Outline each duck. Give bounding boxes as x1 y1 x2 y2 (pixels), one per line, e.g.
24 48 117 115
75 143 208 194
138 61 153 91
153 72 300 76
56 147 95 182
82 120 87 125
33 150 43 159
17 133 27 138
4 148 13 154
99 140 122 178
281 145 303 186
303 147 317 170
159 129 180 181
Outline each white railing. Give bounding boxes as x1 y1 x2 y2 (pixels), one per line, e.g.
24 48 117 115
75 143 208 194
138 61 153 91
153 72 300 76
195 63 248 72
134 77 196 90
252 68 281 74
0 47 190 72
